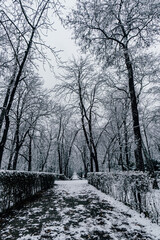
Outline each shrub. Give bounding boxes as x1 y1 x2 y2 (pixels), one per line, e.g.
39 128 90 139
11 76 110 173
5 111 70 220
0 170 56 213
88 172 160 224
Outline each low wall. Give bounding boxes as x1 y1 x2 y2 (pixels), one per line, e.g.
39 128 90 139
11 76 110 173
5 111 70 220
0 170 56 213
88 172 160 225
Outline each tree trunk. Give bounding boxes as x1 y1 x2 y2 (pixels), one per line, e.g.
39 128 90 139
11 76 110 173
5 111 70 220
8 152 14 170
82 147 88 177
0 30 35 168
124 118 130 170
64 130 79 176
76 144 89 177
89 146 94 172
28 135 32 171
118 135 124 170
8 131 16 170
0 65 17 135
117 120 124 171
0 115 10 168
123 47 144 171
12 121 20 170
143 125 154 173
81 115 94 172
12 149 20 170
93 150 99 172
41 138 52 172
58 143 63 174
108 152 111 172
88 113 99 172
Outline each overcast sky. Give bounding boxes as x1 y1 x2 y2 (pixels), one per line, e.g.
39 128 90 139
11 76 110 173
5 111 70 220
39 0 160 90
39 0 79 89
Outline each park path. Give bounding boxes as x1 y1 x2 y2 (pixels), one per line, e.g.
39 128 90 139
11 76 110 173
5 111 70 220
0 180 160 240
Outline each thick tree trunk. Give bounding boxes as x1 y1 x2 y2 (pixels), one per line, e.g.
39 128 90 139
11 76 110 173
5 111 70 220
123 47 144 171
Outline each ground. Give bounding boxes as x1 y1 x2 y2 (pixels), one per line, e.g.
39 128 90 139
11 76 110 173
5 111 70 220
0 180 160 240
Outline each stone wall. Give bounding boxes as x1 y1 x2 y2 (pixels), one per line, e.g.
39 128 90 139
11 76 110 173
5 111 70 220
88 172 160 225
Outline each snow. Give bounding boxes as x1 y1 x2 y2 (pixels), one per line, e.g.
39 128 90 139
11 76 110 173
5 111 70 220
88 171 160 224
71 172 81 180
53 180 160 239
1 180 160 240
90 183 160 239
17 235 40 240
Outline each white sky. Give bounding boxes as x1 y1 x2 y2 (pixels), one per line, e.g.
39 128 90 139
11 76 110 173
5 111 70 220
38 0 79 89
38 0 160 90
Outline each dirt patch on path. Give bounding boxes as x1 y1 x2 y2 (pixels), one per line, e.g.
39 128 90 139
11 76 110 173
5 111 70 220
0 180 159 240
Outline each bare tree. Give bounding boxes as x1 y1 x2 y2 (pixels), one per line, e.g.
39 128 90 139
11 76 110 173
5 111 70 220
0 0 61 168
5 73 53 170
56 57 108 172
54 105 80 176
36 125 54 172
68 0 160 171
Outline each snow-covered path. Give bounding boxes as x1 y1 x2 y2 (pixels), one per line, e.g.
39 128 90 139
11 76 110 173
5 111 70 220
0 180 160 240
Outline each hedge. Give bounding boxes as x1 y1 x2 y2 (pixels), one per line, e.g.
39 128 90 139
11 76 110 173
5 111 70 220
0 170 56 213
88 172 160 225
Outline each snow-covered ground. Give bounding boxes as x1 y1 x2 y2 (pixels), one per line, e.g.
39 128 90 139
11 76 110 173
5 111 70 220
71 172 81 180
0 180 160 240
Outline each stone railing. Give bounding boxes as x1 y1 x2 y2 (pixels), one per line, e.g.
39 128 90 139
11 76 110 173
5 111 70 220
88 172 160 225
0 170 56 213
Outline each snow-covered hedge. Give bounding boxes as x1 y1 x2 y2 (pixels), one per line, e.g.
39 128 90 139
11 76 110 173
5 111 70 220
55 174 68 180
88 172 160 224
0 170 56 213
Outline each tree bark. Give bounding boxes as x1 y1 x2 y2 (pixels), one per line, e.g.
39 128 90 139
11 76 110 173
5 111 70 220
123 47 144 171
28 135 32 171
124 118 130 170
0 115 10 168
0 67 17 135
58 143 63 174
8 131 17 170
12 119 20 170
